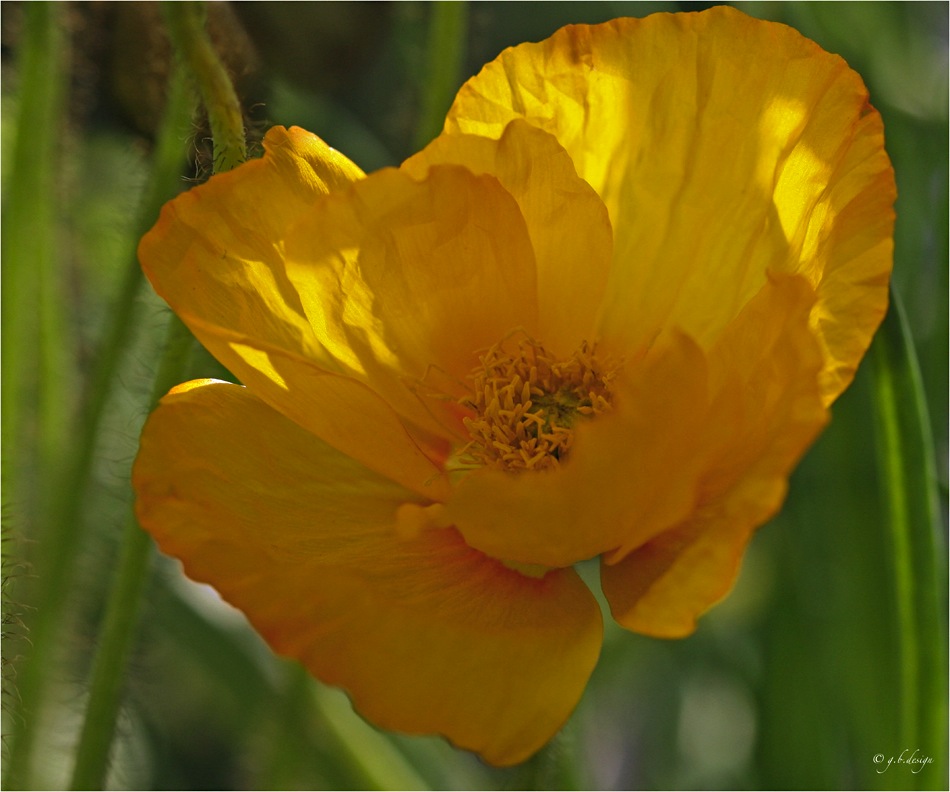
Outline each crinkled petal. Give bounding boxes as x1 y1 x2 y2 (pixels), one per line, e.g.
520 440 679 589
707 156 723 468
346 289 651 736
133 380 602 766
139 125 363 373
601 274 828 636
139 126 448 494
282 164 539 443
402 120 613 358
439 333 711 568
441 273 825 579
446 6 894 403
790 108 894 402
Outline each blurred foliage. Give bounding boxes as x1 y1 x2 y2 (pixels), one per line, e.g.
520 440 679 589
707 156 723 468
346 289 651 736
1 2 947 790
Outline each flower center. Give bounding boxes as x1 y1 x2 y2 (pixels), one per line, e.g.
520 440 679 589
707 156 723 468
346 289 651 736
456 332 619 472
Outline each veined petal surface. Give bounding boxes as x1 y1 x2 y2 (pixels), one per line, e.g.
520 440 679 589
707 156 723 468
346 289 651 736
140 125 363 371
443 274 825 582
133 381 603 766
282 164 540 445
402 120 613 358
139 126 447 495
446 6 895 403
601 274 828 636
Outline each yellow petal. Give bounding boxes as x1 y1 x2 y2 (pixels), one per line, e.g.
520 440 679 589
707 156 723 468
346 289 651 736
133 381 602 766
174 313 450 500
446 7 894 403
441 333 712 568
139 126 451 494
601 274 828 636
403 120 613 358
282 163 539 442
443 272 825 580
788 108 894 402
139 125 363 374
599 502 754 639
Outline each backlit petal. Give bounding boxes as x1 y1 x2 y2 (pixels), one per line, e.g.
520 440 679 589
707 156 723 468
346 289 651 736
139 125 363 373
282 164 539 442
402 120 613 357
133 381 603 766
171 313 450 500
443 273 824 578
787 108 894 402
601 274 828 636
139 126 448 493
446 7 894 403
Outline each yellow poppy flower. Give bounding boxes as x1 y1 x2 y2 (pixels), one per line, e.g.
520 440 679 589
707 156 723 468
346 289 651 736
133 6 895 766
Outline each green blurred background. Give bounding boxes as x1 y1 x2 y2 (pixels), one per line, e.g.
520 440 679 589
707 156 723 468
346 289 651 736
1 2 947 789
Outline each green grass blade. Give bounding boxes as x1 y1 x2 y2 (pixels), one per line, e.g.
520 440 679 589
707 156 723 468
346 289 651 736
0 2 67 475
870 289 947 789
413 1 469 150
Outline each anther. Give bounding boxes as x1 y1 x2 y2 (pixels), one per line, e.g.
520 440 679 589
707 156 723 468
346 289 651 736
456 331 620 472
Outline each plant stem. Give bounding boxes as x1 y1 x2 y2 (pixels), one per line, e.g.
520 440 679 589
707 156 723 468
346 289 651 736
310 682 431 791
69 316 194 790
69 3 248 785
163 0 246 172
1 4 68 787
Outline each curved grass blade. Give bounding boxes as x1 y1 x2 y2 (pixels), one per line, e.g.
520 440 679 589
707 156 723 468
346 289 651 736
413 1 468 150
870 288 947 789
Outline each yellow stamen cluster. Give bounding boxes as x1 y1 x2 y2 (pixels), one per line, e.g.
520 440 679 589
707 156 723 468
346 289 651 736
458 333 617 472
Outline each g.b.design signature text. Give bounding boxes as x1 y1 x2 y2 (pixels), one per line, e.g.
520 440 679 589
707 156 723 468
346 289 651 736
873 749 933 774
